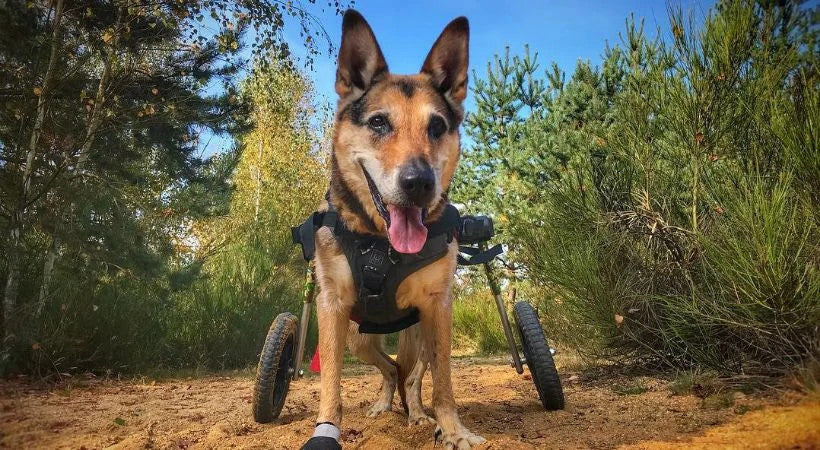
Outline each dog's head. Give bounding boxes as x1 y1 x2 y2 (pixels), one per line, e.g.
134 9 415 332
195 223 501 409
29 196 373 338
329 10 469 254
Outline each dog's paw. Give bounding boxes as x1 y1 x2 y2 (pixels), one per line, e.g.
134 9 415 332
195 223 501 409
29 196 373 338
366 400 392 417
434 425 486 449
407 412 436 426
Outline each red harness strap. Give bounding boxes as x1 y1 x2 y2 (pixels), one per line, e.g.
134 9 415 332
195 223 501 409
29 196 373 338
310 311 365 374
310 347 321 373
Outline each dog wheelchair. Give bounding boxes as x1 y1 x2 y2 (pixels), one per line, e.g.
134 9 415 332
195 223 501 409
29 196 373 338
252 213 564 424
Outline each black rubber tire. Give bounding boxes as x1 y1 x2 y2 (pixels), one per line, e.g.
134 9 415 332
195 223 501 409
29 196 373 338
513 301 565 410
253 312 298 423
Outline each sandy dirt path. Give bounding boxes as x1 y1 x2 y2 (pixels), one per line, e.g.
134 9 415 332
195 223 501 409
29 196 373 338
1 357 817 449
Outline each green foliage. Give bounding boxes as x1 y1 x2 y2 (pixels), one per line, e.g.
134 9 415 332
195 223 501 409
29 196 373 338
701 391 736 410
612 380 649 396
0 1 340 375
8 60 325 374
19 271 169 375
452 279 509 354
165 244 304 369
165 61 327 369
667 370 734 398
669 371 699 396
456 0 819 375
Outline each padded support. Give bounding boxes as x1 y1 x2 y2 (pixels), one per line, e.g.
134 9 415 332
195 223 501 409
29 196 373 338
312 422 341 440
300 423 341 450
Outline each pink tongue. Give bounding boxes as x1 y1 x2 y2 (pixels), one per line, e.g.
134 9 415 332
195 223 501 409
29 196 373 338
387 204 428 254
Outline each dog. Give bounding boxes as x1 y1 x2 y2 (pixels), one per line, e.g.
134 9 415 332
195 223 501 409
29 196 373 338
303 9 484 450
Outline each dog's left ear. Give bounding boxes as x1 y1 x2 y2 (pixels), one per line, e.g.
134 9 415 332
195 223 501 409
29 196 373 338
421 17 470 104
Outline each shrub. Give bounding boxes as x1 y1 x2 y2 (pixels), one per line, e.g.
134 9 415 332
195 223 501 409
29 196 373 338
456 0 819 375
1 61 325 375
452 274 510 354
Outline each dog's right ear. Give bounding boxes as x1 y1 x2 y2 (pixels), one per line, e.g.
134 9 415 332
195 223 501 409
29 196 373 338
336 10 388 98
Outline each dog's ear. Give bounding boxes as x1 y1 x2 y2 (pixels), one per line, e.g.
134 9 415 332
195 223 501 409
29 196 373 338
336 10 388 98
421 17 469 104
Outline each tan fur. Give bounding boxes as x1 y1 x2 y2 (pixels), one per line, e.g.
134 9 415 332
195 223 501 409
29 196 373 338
397 324 434 424
331 74 461 234
312 10 484 449
346 323 403 417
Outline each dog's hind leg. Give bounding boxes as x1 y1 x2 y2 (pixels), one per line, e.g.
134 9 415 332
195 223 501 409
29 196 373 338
348 323 399 417
397 325 435 426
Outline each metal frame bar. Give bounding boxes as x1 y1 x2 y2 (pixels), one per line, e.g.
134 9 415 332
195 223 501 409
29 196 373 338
481 245 524 374
292 264 316 380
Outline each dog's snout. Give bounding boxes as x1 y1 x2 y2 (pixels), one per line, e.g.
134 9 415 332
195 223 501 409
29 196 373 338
399 161 435 206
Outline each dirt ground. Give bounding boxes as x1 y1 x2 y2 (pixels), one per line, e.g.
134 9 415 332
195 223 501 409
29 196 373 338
1 356 818 449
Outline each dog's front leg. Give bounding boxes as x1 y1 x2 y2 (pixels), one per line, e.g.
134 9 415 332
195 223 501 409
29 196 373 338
420 296 485 449
303 290 349 450
316 293 348 425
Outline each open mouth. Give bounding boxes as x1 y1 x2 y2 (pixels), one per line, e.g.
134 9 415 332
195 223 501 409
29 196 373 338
360 163 428 254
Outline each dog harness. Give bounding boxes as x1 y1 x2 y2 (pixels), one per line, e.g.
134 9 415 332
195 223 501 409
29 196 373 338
292 201 501 334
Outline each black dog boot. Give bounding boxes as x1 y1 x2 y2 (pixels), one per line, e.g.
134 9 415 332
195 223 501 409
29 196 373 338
301 422 342 450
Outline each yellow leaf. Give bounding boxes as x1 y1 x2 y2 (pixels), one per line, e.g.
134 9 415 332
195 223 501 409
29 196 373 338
101 31 113 44
32 86 42 96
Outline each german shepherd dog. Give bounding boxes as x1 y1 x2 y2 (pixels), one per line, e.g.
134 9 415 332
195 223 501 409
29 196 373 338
306 9 484 450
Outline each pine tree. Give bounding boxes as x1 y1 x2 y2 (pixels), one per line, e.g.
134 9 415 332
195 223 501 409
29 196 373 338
0 0 345 373
457 0 819 375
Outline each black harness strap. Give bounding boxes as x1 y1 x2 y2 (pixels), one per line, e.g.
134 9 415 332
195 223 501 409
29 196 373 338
292 202 502 334
458 244 504 266
291 210 339 261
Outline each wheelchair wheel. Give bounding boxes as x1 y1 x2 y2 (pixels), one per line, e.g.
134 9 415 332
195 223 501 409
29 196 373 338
513 301 565 410
253 312 298 423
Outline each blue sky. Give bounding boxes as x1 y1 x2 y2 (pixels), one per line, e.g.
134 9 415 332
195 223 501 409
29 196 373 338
294 1 713 105
201 0 714 156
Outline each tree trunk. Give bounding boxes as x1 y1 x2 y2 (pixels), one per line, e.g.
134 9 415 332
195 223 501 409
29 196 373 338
254 139 263 223
75 58 112 168
691 152 699 233
4 0 65 339
76 6 122 168
35 5 123 316
36 236 59 318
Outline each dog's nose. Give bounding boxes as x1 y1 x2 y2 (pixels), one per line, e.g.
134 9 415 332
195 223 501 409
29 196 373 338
399 161 435 206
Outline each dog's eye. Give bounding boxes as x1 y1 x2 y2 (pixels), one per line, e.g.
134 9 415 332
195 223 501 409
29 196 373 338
428 115 448 140
367 114 391 135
